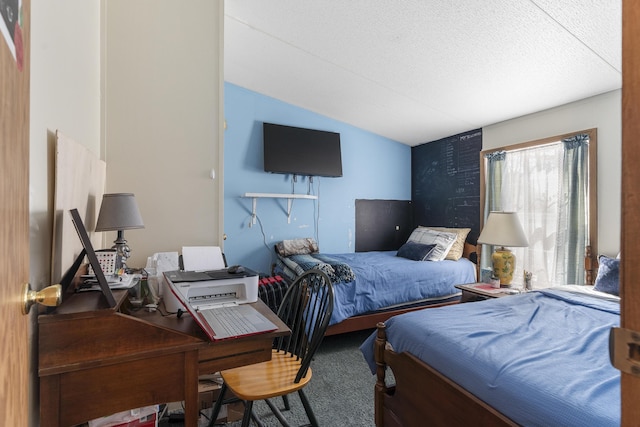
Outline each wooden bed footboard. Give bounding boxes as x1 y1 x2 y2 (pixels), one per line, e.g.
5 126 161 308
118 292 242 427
585 245 598 286
370 245 597 426
374 322 517 427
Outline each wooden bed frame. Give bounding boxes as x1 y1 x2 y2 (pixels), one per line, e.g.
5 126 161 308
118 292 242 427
324 242 479 336
324 243 600 336
372 247 599 426
325 298 458 336
374 323 516 427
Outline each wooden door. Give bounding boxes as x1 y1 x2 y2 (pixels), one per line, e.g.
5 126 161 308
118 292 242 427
0 0 30 425
621 0 640 424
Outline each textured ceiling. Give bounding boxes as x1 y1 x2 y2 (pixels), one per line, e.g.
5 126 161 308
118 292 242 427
224 0 621 146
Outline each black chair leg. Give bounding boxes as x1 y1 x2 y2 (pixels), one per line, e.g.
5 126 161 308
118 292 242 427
250 408 267 427
282 394 291 410
208 383 228 427
241 400 254 427
298 389 319 427
264 398 292 427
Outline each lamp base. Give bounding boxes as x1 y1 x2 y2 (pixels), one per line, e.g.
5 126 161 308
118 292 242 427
492 248 516 286
112 230 131 271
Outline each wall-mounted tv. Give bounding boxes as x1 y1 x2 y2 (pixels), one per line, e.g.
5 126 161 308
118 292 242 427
263 122 343 177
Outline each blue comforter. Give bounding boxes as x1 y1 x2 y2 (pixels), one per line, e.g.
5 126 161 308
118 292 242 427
277 251 476 325
360 288 620 426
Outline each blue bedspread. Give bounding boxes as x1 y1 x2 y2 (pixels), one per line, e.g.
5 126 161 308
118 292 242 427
360 288 620 426
277 251 476 325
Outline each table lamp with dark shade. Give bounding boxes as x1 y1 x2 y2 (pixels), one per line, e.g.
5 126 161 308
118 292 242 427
95 193 144 270
477 211 529 286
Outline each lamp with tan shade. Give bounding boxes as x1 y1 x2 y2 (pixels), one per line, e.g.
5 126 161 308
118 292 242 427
477 211 529 286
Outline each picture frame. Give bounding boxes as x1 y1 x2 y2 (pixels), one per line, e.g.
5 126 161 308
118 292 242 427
69 208 117 307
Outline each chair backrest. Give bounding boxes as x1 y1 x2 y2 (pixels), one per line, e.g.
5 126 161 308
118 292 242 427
274 269 334 383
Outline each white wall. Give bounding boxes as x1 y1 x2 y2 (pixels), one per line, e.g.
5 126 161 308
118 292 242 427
28 1 224 424
483 90 621 257
29 1 102 425
103 0 224 268
29 0 101 289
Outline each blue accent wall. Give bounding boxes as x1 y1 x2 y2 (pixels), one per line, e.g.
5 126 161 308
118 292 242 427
223 83 411 274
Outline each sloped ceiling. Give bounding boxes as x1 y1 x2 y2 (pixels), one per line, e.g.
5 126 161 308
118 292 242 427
224 0 621 146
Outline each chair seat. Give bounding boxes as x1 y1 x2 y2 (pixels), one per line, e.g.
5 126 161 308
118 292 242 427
221 349 312 401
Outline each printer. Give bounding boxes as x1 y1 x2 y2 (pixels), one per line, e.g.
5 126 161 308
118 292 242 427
163 267 259 312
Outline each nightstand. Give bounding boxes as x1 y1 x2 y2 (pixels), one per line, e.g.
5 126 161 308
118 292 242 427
455 283 520 303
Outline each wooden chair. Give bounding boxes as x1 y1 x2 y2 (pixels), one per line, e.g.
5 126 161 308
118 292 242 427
208 269 334 427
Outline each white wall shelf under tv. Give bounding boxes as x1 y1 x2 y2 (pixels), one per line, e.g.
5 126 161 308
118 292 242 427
243 193 318 226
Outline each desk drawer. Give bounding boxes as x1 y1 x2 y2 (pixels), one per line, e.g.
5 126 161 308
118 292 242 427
44 352 188 427
198 339 272 373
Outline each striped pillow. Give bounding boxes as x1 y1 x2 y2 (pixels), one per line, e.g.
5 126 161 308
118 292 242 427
406 228 457 261
421 227 471 261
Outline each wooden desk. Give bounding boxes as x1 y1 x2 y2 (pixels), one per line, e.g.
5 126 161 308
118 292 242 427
38 290 289 427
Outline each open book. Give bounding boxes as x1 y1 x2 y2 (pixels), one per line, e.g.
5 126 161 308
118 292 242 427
469 283 511 294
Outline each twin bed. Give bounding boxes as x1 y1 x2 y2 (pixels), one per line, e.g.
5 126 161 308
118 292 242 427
360 281 620 426
274 236 477 335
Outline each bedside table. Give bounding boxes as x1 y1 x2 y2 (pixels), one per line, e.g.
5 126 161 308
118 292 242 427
455 283 521 303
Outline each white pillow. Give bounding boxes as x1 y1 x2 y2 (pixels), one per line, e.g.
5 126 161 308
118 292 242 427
406 228 458 261
421 226 471 261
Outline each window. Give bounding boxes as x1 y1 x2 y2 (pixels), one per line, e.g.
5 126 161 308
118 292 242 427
480 129 597 288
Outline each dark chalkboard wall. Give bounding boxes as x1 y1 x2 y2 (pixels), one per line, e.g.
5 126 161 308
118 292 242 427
412 129 482 244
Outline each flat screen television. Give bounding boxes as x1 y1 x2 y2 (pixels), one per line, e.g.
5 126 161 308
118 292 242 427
263 122 343 177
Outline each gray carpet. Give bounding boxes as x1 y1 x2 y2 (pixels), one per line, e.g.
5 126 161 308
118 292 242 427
160 328 378 427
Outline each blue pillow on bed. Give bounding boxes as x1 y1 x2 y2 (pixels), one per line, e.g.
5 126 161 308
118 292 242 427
594 255 620 296
396 242 437 261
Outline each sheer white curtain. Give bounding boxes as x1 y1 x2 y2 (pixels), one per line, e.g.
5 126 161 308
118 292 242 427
500 143 564 287
480 151 506 275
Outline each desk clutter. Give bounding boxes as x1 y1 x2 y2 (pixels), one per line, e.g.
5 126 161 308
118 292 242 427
83 375 246 427
196 374 245 424
154 373 244 427
86 405 159 427
74 247 292 423
140 247 291 313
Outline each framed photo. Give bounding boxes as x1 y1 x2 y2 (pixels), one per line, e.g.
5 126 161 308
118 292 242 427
69 208 116 307
480 268 493 284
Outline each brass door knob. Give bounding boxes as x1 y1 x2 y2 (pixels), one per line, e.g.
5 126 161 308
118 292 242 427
22 283 62 315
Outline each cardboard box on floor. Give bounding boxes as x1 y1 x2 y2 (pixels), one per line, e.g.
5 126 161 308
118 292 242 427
88 405 158 427
226 402 244 422
198 374 243 423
